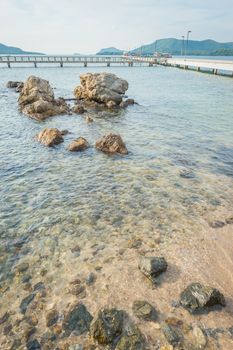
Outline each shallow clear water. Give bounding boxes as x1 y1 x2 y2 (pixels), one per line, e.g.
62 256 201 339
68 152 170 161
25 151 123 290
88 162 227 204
0 65 233 281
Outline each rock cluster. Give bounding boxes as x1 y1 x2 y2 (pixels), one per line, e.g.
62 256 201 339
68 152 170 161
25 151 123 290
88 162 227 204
18 76 68 120
95 133 128 155
74 72 129 106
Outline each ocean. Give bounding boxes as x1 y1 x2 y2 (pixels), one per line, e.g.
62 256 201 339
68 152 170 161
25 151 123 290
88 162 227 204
0 64 233 348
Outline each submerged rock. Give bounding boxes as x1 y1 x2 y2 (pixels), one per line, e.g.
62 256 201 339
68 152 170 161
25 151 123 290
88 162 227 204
46 309 59 327
180 282 226 313
7 81 24 92
90 308 124 344
120 99 135 108
20 293 35 314
18 76 68 120
138 256 168 283
35 128 64 147
116 325 145 350
67 137 89 152
162 324 183 346
85 115 93 123
132 300 157 321
209 220 225 228
63 303 93 336
26 339 41 350
74 72 128 105
72 105 86 114
95 133 128 155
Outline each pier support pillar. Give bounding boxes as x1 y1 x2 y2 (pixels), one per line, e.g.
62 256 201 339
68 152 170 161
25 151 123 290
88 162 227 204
107 62 110 67
84 62 87 67
60 62 63 68
149 62 153 67
128 62 133 67
34 62 37 68
213 69 218 75
197 67 200 72
7 62 11 68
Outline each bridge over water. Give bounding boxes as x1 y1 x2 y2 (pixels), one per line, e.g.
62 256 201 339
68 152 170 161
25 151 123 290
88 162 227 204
0 55 232 77
0 55 156 68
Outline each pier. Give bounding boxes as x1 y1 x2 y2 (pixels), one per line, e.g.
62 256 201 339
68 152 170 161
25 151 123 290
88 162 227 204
0 55 156 68
159 57 233 77
0 55 232 77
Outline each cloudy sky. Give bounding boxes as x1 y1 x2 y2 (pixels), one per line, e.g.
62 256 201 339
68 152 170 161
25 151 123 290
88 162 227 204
1 0 233 54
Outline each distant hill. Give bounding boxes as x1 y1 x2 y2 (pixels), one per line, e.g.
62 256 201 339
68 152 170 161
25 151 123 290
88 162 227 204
96 47 124 55
130 38 233 56
0 43 44 55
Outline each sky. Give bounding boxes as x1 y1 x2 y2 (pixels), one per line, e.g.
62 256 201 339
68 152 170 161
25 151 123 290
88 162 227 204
1 0 233 54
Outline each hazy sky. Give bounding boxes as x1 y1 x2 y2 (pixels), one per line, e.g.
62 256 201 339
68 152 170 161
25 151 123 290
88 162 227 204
1 0 233 54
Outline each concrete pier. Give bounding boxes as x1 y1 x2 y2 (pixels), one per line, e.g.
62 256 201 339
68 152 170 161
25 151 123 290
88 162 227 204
160 57 233 77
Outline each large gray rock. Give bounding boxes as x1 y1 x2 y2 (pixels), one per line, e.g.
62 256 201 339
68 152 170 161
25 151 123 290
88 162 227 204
95 133 128 155
18 76 68 120
138 256 168 283
90 308 124 344
180 282 226 313
74 72 128 105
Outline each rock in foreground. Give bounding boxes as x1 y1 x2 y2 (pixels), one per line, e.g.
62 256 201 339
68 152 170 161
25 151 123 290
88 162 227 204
95 133 128 155
132 300 157 321
67 137 89 152
35 128 64 147
74 72 128 105
139 256 168 283
180 282 226 313
62 303 93 336
18 76 68 120
116 325 145 350
90 308 124 344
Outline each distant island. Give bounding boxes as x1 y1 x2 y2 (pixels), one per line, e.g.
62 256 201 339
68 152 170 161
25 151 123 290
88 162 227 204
96 47 124 55
0 43 44 55
97 39 233 56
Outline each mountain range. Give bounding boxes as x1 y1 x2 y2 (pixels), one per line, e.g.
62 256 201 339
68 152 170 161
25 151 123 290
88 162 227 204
1 39 233 56
97 39 233 56
0 43 43 55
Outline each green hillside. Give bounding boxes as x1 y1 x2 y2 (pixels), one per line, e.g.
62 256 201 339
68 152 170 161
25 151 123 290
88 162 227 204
0 43 44 55
130 38 233 56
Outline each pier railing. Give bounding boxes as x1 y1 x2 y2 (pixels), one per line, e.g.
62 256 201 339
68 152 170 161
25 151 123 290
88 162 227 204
0 55 157 68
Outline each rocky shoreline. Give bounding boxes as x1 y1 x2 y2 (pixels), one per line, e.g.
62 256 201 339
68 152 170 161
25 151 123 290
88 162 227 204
1 74 233 350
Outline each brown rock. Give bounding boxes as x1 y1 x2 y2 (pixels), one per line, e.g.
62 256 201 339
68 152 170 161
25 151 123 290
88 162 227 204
85 116 93 123
95 133 128 155
35 128 64 147
18 76 68 120
72 105 86 114
67 137 89 152
74 72 128 105
46 309 59 327
106 100 117 109
120 98 135 108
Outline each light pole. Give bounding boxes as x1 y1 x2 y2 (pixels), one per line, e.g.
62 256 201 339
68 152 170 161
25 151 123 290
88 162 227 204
185 30 192 59
181 36 185 56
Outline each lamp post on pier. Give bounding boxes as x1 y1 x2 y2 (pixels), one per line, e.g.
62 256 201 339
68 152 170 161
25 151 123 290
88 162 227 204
181 35 185 56
185 30 192 60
